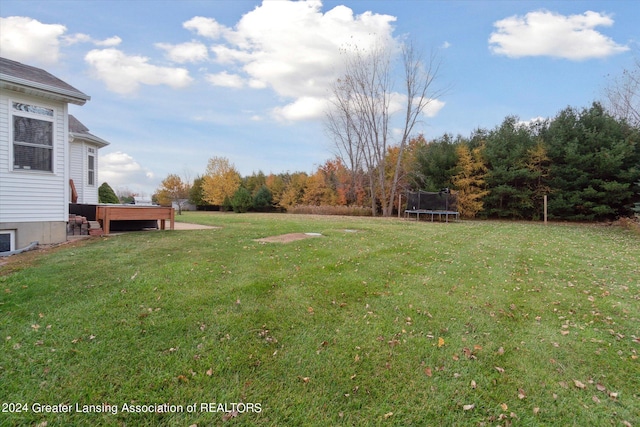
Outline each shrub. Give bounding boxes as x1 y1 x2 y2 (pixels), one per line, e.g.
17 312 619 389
98 182 119 204
253 185 273 210
231 187 253 213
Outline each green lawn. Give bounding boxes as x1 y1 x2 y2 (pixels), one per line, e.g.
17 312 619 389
1 212 638 426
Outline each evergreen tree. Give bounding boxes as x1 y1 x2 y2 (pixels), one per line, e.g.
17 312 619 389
253 185 273 211
410 134 459 191
189 176 208 208
231 187 253 213
542 103 640 220
98 182 119 204
483 116 539 218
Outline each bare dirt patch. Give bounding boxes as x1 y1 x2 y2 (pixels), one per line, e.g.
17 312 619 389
0 238 91 276
255 233 322 244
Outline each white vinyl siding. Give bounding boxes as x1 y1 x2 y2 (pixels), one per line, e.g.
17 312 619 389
68 141 100 204
69 140 84 202
0 93 68 222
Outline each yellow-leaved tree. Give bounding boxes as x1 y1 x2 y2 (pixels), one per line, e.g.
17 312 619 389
155 174 190 214
202 156 241 207
451 144 488 218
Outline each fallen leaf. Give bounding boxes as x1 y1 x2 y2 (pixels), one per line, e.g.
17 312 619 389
222 410 238 421
560 330 570 336
609 392 618 399
596 383 606 392
307 306 314 314
463 404 475 411
592 395 601 404
438 337 445 347
425 367 433 377
383 412 393 419
206 368 213 376
470 380 477 389
501 403 508 411
497 347 505 355
574 380 586 389
495 366 505 373
518 388 526 399
31 324 40 331
299 376 310 383
533 407 540 415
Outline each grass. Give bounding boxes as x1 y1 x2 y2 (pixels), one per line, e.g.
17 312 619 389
1 212 638 426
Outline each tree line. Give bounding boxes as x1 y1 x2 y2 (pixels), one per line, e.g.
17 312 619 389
146 102 639 221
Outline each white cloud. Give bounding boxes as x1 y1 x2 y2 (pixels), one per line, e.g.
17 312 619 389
94 36 123 47
205 71 244 88
183 16 228 39
272 96 328 121
192 0 396 119
422 99 446 118
0 16 66 65
0 17 123 66
517 116 547 128
64 33 122 47
85 48 193 94
489 10 629 60
155 40 208 63
99 151 155 194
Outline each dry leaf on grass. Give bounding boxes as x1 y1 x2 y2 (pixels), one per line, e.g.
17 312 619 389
574 380 586 389
463 404 475 411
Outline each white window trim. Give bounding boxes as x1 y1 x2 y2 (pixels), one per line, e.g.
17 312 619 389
87 147 96 187
10 99 57 174
0 230 16 253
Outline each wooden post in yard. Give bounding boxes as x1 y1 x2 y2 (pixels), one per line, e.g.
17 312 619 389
544 195 548 225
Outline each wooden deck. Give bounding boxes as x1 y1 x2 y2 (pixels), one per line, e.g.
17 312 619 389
96 205 175 235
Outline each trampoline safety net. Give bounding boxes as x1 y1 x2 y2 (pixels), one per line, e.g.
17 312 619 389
405 190 457 211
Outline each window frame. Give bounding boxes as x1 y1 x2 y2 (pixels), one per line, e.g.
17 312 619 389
87 147 96 187
11 100 56 173
0 230 16 253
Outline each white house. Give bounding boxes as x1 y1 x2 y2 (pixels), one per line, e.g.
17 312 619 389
0 57 108 252
69 115 109 204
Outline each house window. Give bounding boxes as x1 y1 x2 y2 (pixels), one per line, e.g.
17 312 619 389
12 102 54 172
88 148 96 186
0 230 16 253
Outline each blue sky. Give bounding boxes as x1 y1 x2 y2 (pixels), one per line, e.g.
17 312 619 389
1 0 637 196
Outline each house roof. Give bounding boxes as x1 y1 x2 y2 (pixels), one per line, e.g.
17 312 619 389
0 57 90 105
69 115 110 148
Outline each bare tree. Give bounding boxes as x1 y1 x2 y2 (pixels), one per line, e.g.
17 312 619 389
326 41 444 216
605 54 640 128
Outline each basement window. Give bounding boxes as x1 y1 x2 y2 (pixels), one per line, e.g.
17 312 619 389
0 230 16 253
